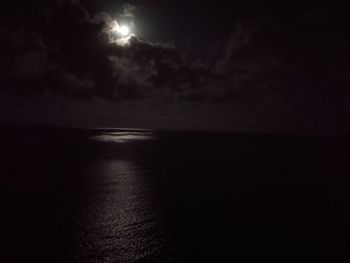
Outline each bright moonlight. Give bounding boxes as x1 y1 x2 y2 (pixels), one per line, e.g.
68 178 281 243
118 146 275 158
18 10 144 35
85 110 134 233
116 25 130 36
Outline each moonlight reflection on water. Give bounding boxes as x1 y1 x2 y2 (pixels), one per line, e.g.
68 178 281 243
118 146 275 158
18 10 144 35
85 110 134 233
73 153 171 262
89 131 155 143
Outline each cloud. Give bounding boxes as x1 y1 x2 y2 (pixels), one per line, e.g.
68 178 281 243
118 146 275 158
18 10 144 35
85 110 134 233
120 4 138 18
1 0 348 121
0 0 218 101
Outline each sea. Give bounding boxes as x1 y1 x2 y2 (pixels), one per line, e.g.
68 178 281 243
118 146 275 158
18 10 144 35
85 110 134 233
1 126 350 262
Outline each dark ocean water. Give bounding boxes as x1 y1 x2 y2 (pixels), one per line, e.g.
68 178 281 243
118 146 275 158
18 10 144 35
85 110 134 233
1 126 350 262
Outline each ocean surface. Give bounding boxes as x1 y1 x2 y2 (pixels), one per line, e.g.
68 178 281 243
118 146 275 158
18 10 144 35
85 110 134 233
1 126 350 262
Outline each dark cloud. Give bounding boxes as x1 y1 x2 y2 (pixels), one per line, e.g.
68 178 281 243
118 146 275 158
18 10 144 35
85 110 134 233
0 0 349 132
120 3 138 18
0 0 218 101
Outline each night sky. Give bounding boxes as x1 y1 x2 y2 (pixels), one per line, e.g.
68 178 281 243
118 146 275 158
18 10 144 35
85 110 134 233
1 0 349 133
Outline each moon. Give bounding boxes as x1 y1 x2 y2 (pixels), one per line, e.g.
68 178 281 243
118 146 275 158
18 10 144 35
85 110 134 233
109 21 134 45
116 25 130 36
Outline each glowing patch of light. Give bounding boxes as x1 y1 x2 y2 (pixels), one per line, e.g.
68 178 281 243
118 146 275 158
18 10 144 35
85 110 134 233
89 131 155 143
117 25 130 36
109 20 135 45
112 23 131 37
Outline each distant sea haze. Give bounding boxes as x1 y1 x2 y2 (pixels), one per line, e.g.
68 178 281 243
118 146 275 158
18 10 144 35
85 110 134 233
1 126 349 262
